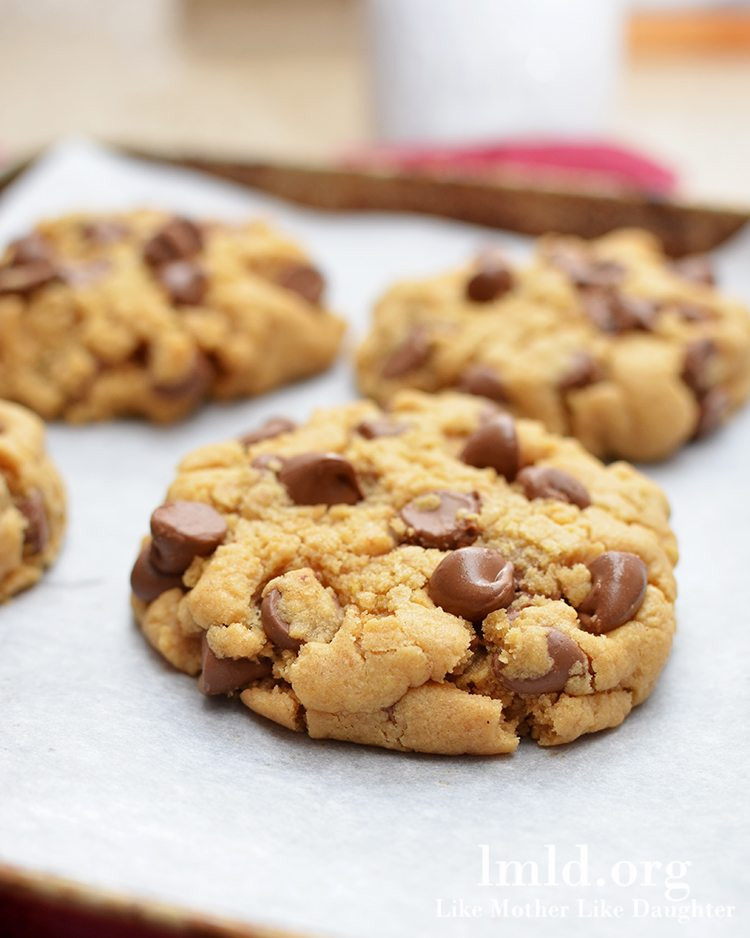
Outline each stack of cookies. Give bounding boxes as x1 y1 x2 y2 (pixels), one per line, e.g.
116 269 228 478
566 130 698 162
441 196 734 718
2 211 748 756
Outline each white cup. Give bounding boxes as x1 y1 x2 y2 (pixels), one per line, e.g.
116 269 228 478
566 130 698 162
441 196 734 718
364 0 626 144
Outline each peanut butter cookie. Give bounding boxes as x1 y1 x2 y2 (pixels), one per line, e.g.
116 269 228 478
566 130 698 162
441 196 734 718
0 400 66 600
130 391 677 755
0 211 344 422
357 230 750 461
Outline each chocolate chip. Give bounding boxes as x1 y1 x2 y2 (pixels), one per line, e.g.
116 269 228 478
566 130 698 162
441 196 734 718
460 413 519 481
517 466 591 509
457 364 509 403
428 547 515 620
545 243 625 289
578 551 648 634
143 217 203 267
130 543 184 603
7 233 53 266
279 453 363 506
198 637 272 695
157 260 207 306
149 501 227 575
694 387 730 439
579 290 612 331
558 350 604 390
674 303 714 323
617 295 659 330
672 254 715 286
261 588 301 650
0 260 58 296
240 417 297 446
681 339 715 394
581 289 657 333
381 327 430 378
466 250 514 303
17 490 49 555
153 351 214 401
399 491 481 550
82 219 128 245
356 417 407 439
277 263 326 305
577 259 626 290
495 628 587 695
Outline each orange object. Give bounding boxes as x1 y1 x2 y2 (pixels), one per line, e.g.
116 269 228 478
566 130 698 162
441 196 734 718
630 10 750 54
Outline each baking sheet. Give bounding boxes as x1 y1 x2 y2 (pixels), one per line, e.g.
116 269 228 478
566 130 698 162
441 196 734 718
0 139 748 938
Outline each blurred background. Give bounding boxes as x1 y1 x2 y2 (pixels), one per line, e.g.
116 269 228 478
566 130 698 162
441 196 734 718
0 0 749 204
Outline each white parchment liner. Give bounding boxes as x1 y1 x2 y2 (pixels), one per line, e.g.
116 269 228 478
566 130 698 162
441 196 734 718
0 141 747 938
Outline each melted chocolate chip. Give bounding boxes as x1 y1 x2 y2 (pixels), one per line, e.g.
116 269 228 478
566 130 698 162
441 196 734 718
674 303 714 323
578 551 648 634
17 490 49 555
618 295 659 330
240 417 297 446
558 350 604 390
261 588 301 650
399 491 481 550
130 543 185 603
517 466 591 509
356 417 407 439
7 233 53 266
428 547 515 620
495 628 587 695
466 250 514 303
460 413 519 481
143 217 203 267
671 254 715 286
198 637 272 695
0 260 58 295
150 501 227 575
681 338 715 394
694 387 730 439
581 289 657 334
153 352 214 402
277 263 326 305
457 364 509 403
579 290 612 331
381 327 431 379
279 453 363 506
157 259 207 306
576 259 626 290
545 243 625 289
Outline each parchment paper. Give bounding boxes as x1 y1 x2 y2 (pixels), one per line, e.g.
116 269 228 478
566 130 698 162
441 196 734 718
0 140 748 938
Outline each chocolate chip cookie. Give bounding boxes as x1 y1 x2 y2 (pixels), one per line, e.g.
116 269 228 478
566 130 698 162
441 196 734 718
0 212 344 422
130 391 677 755
357 230 750 462
0 400 66 600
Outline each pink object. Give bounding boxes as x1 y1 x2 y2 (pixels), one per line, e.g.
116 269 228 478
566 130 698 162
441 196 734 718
345 140 677 195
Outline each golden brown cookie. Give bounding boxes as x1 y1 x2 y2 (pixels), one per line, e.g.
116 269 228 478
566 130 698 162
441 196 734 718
0 400 66 600
0 211 345 422
357 230 750 461
130 391 677 755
